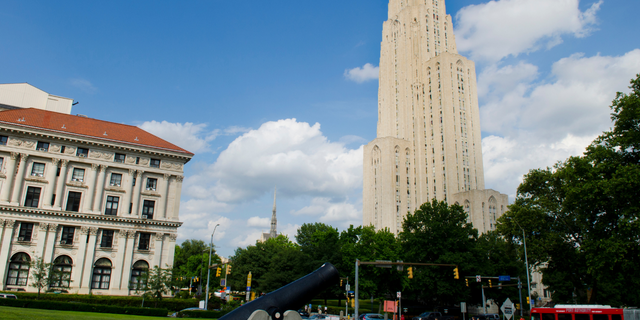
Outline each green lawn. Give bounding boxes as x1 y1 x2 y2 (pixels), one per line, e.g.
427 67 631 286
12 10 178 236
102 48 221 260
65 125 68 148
0 306 172 320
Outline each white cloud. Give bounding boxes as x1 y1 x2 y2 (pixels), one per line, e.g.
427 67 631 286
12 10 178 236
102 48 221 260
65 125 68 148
247 216 270 228
291 197 361 228
344 63 380 83
455 0 603 62
70 78 98 94
139 121 218 154
480 49 640 196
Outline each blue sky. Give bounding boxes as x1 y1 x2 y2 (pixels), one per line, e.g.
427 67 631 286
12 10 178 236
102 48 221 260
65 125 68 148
2 0 639 258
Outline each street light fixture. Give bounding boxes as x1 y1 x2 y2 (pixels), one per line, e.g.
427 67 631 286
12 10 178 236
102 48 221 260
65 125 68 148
513 219 532 313
205 223 220 311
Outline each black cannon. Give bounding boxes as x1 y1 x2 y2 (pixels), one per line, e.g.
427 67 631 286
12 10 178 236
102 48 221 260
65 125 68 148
219 262 339 320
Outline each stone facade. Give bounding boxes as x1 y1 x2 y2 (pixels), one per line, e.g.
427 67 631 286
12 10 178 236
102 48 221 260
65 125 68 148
0 107 192 295
363 0 508 234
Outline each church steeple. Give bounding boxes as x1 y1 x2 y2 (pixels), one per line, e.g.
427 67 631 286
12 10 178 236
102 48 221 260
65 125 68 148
270 187 277 238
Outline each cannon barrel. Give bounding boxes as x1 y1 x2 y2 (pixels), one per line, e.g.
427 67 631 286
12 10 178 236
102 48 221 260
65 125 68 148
219 262 339 320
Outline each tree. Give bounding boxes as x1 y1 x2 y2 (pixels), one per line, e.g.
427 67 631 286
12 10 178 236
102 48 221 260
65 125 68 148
29 256 57 299
136 265 173 307
173 239 220 295
399 199 477 307
498 75 640 306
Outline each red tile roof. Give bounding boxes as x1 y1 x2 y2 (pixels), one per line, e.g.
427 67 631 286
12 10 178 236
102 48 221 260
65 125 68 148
0 108 193 156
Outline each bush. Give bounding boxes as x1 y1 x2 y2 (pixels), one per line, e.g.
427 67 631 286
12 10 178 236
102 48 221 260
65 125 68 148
3 291 198 311
178 310 228 318
0 297 168 316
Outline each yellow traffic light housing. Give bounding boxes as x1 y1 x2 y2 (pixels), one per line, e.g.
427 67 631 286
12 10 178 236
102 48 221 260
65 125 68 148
526 296 530 304
465 279 469 287
216 267 221 277
453 267 459 279
408 266 413 279
489 280 492 288
340 279 343 287
226 264 232 275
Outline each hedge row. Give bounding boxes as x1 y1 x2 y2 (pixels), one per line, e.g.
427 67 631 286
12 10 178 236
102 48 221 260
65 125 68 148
177 310 228 318
0 297 168 317
6 292 198 311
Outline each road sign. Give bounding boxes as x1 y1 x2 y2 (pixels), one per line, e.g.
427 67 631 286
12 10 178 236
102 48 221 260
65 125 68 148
346 284 350 291
501 298 514 320
397 291 401 298
461 302 467 313
247 272 252 287
375 260 392 268
499 275 511 281
476 275 481 282
220 279 225 286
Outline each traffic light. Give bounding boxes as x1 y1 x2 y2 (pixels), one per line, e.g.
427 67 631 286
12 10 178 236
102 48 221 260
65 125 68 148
216 267 222 277
226 264 232 275
453 267 459 279
209 292 212 299
340 279 343 287
465 279 469 287
526 296 530 304
489 280 492 288
408 267 413 279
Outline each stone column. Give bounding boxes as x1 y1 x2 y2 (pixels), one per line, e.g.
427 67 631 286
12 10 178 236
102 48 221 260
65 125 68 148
83 164 99 212
10 153 28 205
166 233 178 268
120 231 136 294
170 176 184 220
157 174 171 220
0 153 19 203
152 233 164 268
43 224 59 263
131 171 144 216
42 159 60 209
111 230 128 292
122 169 135 216
72 226 90 292
53 160 69 209
92 165 108 213
79 228 98 294
34 223 49 260
0 219 16 289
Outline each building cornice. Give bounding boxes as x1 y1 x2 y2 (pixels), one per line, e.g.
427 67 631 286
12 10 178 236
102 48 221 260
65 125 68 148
0 205 183 228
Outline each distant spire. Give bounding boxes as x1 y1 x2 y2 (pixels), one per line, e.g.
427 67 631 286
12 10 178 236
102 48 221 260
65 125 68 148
270 187 277 238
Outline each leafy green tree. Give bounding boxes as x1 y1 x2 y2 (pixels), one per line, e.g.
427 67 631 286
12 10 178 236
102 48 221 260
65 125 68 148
498 75 640 306
29 256 56 299
173 239 220 295
136 266 173 307
399 199 477 307
228 235 307 295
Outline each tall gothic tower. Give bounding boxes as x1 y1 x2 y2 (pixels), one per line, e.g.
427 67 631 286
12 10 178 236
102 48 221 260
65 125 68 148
363 0 508 234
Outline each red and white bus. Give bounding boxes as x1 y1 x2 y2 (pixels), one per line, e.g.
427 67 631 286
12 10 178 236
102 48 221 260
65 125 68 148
532 305 639 320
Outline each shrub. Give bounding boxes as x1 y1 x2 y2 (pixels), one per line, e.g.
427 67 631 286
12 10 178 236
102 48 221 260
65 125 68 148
178 310 228 318
0 298 168 316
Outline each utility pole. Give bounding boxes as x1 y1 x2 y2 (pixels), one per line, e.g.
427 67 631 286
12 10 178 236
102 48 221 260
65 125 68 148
204 224 219 311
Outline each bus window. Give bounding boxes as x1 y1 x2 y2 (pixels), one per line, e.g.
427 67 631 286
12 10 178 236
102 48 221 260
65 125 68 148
575 314 590 320
532 313 541 320
558 314 572 320
593 315 608 320
611 315 621 320
543 314 556 320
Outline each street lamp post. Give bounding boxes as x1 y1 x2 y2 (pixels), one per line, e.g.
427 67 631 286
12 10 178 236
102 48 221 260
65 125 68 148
205 224 220 311
514 220 532 313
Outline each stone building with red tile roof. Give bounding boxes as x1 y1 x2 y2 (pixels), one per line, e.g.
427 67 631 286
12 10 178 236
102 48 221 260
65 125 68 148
0 86 193 295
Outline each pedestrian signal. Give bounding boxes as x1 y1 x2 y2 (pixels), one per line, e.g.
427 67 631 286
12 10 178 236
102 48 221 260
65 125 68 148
453 267 459 279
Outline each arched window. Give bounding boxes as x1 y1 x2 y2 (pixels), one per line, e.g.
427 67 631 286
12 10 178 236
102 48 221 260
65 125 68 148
130 260 149 290
51 255 72 288
7 253 30 286
92 258 112 289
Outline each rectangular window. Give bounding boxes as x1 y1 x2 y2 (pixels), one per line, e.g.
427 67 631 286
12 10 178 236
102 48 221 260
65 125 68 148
71 168 85 182
146 178 157 191
24 186 41 208
65 191 82 212
135 157 140 164
60 226 75 245
110 173 122 186
114 153 126 163
100 230 114 248
0 135 8 145
0 157 3 170
76 147 89 157
138 233 151 250
18 223 34 241
105 196 119 216
142 200 155 219
31 162 45 177
150 159 161 168
36 141 49 152
60 146 65 153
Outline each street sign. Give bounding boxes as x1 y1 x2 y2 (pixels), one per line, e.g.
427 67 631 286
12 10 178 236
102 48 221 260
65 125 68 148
476 275 481 282
499 275 511 281
501 298 514 320
397 291 401 298
460 302 467 313
220 279 226 286
375 260 392 268
247 272 252 287
346 284 350 291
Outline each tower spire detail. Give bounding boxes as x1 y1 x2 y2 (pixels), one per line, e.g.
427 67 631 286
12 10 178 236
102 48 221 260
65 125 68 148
270 187 277 238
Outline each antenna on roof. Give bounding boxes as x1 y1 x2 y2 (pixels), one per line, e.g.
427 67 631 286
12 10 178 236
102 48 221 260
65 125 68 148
62 124 66 129
103 132 108 136
134 137 139 141
72 101 79 106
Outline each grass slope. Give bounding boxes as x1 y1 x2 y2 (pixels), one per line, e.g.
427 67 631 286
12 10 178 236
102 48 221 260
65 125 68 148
0 306 171 320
